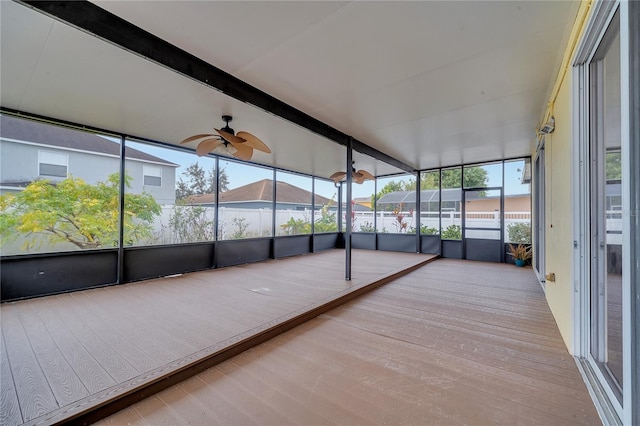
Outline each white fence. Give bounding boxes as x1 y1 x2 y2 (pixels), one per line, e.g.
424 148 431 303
147 207 534 243
345 211 531 240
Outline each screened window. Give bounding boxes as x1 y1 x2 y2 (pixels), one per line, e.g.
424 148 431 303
375 173 415 233
440 167 462 239
125 139 203 246
276 171 312 236
504 159 531 243
218 160 273 240
313 178 338 233
419 170 440 235
1 119 119 255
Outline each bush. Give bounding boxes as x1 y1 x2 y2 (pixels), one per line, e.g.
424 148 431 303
280 217 310 235
507 222 531 244
359 221 375 233
408 224 438 235
441 224 461 240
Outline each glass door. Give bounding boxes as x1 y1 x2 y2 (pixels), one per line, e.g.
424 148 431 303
463 188 503 262
588 12 623 402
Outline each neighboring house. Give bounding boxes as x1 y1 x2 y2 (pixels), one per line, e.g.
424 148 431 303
377 188 530 213
0 115 178 204
187 179 333 211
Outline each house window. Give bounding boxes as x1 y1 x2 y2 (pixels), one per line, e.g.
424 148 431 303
143 165 162 186
38 150 68 178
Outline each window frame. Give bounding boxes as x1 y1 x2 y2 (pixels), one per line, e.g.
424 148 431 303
142 164 162 187
38 149 68 178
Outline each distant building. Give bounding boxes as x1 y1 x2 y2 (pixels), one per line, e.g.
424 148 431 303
0 115 178 204
188 179 333 211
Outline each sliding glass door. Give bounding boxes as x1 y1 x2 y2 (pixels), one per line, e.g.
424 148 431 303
583 7 624 412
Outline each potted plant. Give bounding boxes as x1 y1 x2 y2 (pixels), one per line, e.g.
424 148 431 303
508 243 532 267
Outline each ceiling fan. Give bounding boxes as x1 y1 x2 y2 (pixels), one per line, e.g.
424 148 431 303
330 162 375 184
180 115 271 161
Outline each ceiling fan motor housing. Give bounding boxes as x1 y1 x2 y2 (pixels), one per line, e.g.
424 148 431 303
221 115 234 135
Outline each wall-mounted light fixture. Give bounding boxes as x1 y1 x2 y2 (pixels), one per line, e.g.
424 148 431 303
539 116 555 134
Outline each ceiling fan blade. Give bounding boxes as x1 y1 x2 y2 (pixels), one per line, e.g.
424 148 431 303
215 128 246 145
357 169 375 181
354 175 365 184
195 138 223 156
232 142 253 161
180 133 216 144
329 171 346 183
236 131 271 153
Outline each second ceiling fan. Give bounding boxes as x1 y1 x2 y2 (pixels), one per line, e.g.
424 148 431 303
330 162 375 184
180 115 271 161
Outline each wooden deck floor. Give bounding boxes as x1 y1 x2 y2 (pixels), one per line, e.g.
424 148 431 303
100 258 601 426
0 249 434 426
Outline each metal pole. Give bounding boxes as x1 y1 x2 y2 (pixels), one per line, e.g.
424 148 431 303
439 168 442 254
416 170 421 253
345 137 353 280
500 161 505 263
117 135 126 284
461 166 466 258
311 177 315 252
272 168 277 258
214 156 220 242
337 182 343 233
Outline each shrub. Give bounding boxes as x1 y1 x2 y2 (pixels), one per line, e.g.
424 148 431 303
359 221 375 233
441 224 461 240
507 222 531 244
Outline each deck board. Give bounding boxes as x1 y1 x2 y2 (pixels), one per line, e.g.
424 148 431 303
0 332 23 426
15 302 90 407
1 249 432 425
103 258 600 425
1 308 58 422
26 300 117 394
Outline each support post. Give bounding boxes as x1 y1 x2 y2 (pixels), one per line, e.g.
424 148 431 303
117 135 126 284
345 138 353 280
415 170 421 253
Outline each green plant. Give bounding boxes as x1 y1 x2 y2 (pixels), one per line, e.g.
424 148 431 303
230 217 250 239
441 224 461 240
420 224 439 235
508 243 532 261
168 204 215 243
280 217 310 235
507 222 531 244
359 221 375 233
314 203 338 233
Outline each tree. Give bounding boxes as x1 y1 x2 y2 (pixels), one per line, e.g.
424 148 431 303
421 167 488 189
372 180 412 211
0 173 160 250
176 162 229 201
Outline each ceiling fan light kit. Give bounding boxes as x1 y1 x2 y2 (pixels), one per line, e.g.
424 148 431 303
180 115 271 160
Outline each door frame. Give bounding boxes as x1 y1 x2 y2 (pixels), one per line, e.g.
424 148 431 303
533 139 546 287
462 186 504 263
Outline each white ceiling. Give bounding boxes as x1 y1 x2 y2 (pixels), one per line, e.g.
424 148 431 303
1 0 578 179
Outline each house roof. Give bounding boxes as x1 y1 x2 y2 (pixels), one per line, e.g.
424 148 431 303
0 115 177 166
188 179 333 206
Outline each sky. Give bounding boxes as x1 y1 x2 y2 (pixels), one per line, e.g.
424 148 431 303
126 140 529 199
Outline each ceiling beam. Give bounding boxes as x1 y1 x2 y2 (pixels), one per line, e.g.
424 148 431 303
18 0 416 175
